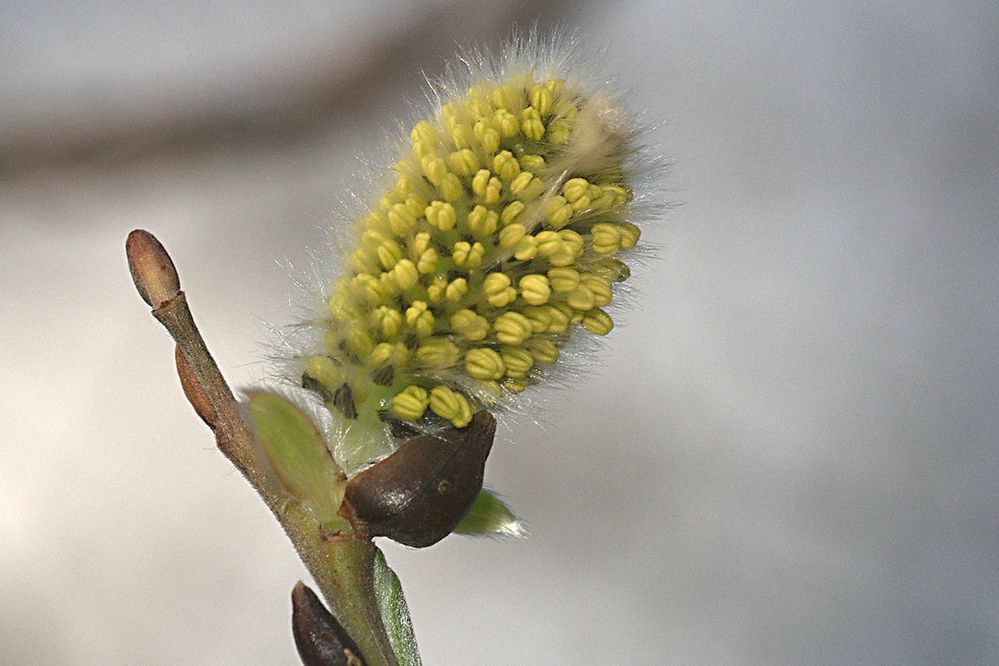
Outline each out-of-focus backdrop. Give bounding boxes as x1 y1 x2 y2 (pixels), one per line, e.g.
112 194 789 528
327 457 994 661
3 1 998 663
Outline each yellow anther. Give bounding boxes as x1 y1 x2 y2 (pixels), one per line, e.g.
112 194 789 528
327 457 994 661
590 187 617 210
349 248 379 275
542 195 574 230
593 257 631 282
604 185 632 206
492 84 521 112
493 109 520 137
394 175 417 199
483 272 517 307
474 121 501 153
425 201 456 231
581 275 612 307
521 107 545 141
362 228 391 246
376 240 404 270
528 340 559 365
618 223 641 249
510 172 537 199
543 304 570 333
390 385 429 421
581 308 614 335
379 194 397 212
415 338 460 368
547 120 571 145
411 120 438 146
405 301 436 337
410 231 430 257
346 327 375 357
547 267 581 292
403 196 426 218
521 306 551 333
305 355 339 388
429 385 472 428
421 155 448 186
534 231 563 258
352 273 386 304
529 85 553 117
591 223 623 254
450 308 489 341
562 177 591 210
500 346 534 379
445 277 468 302
370 341 407 367
519 274 551 305
426 277 448 303
465 348 506 381
500 200 526 225
472 169 491 197
518 154 545 172
498 223 527 249
503 377 528 394
448 149 480 177
416 248 438 274
412 139 434 160
493 150 520 181
494 311 533 345
513 235 538 261
372 306 402 338
466 205 499 237
566 285 596 311
451 240 485 268
449 124 472 150
544 78 564 96
379 271 402 297
390 259 419 291
440 173 464 202
558 229 585 256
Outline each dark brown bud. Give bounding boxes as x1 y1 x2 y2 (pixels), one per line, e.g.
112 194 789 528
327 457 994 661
291 581 365 666
126 229 181 308
340 411 496 548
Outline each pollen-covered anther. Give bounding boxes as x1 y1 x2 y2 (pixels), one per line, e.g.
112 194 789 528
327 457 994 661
467 205 499 237
445 277 469 302
452 241 485 268
581 308 614 335
429 385 473 428
390 385 430 421
510 172 543 202
450 308 489 341
590 223 623 255
415 337 460 368
449 149 480 177
529 340 560 365
519 274 551 306
521 107 545 141
498 224 526 249
494 311 533 346
483 273 517 308
493 150 520 182
405 301 435 337
500 346 534 378
465 348 506 381
547 267 580 293
425 201 457 231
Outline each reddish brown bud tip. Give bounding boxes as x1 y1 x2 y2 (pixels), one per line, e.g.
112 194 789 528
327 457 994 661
292 581 366 666
126 229 180 307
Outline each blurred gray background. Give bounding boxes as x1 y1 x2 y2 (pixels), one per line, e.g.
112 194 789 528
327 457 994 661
2 1 998 664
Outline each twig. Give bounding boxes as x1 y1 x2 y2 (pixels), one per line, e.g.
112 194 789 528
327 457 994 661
126 229 396 665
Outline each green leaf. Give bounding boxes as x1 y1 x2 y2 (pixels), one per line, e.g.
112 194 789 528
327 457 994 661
247 392 344 527
372 547 422 666
454 489 524 536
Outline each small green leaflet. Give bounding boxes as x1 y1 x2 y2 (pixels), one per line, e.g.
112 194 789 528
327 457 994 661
373 547 422 666
454 490 524 537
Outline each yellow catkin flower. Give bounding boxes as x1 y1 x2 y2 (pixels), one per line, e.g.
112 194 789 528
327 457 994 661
293 38 654 459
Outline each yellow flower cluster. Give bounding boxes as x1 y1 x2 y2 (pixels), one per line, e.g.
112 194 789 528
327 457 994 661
302 73 640 435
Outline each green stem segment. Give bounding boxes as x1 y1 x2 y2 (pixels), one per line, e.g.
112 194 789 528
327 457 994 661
126 230 399 666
